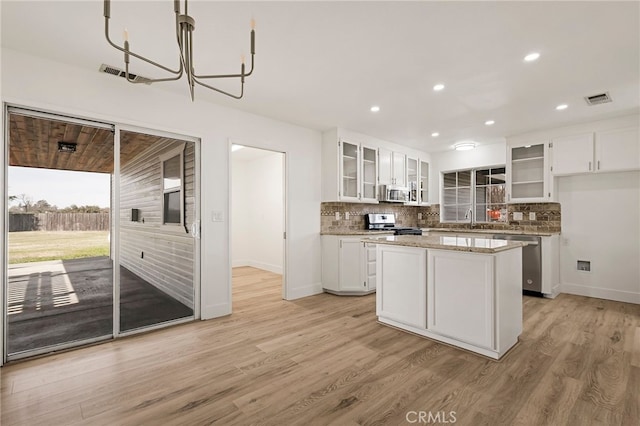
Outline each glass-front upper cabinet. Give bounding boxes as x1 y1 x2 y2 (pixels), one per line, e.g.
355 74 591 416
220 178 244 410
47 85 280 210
338 140 378 203
507 142 552 202
361 145 378 202
340 141 360 201
407 157 419 204
420 160 429 205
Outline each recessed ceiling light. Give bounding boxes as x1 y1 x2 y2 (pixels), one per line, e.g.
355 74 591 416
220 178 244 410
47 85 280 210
431 132 440 137
370 105 380 112
524 52 540 62
454 141 476 151
556 104 568 111
231 144 244 152
485 120 495 126
433 83 445 91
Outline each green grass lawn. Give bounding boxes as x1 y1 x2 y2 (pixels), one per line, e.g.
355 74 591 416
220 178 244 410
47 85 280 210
9 231 110 264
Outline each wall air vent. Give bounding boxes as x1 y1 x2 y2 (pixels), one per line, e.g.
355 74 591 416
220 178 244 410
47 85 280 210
99 64 151 85
584 92 612 106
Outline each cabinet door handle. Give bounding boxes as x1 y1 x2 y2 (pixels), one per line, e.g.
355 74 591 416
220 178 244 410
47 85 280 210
597 160 600 170
588 161 592 171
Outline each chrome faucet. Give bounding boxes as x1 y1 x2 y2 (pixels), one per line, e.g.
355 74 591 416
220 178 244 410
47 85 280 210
464 208 474 229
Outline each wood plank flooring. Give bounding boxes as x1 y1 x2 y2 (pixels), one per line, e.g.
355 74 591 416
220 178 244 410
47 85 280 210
1 266 639 425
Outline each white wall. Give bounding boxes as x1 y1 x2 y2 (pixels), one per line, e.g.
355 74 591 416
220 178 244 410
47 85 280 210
557 171 640 303
231 159 251 267
1 48 323 326
430 142 507 203
232 150 284 274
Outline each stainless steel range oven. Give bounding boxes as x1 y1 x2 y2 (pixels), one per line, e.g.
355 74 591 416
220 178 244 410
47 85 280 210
366 213 422 235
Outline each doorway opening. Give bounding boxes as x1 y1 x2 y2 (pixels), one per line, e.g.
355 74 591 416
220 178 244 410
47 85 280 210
230 144 286 309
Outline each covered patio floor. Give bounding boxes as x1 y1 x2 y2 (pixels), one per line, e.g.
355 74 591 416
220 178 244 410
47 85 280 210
7 256 193 355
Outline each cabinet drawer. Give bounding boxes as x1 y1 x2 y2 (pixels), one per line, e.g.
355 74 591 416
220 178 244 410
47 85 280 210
367 246 377 261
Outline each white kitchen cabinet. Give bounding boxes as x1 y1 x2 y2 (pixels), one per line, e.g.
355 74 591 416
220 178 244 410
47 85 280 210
363 242 377 291
321 236 377 295
551 128 640 175
551 133 595 175
420 160 429 205
378 148 407 187
595 127 640 172
376 244 426 328
321 131 378 203
407 157 419 204
427 250 494 349
507 142 553 202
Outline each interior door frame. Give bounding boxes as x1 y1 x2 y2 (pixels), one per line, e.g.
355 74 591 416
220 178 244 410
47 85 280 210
228 140 289 302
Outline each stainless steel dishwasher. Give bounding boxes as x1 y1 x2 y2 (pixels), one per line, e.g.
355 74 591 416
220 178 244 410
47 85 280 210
492 234 542 295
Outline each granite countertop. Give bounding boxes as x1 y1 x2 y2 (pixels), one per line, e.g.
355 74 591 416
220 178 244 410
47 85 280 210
421 227 560 236
361 234 527 254
320 230 395 236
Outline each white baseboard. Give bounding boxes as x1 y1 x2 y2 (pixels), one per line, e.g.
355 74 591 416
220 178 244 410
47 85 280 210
287 282 323 300
200 302 232 320
561 283 640 304
246 260 282 275
232 259 249 268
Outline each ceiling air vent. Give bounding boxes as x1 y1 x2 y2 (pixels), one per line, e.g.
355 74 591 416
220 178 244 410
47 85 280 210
99 64 151 85
584 92 612 106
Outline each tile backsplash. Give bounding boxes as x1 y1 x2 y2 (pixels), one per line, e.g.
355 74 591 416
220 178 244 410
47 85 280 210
321 202 561 234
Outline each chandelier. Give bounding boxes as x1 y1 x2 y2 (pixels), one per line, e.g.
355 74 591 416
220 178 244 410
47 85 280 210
103 0 255 101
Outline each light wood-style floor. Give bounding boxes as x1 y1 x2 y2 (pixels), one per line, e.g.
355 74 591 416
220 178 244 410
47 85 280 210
1 266 638 425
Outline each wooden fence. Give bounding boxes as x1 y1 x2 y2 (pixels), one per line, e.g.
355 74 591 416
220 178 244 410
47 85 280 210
9 213 110 232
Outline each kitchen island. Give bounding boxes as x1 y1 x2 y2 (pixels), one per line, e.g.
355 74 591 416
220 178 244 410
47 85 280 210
362 234 525 359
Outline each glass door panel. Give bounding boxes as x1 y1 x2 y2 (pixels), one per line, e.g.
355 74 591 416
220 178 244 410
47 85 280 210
118 130 195 332
6 111 114 358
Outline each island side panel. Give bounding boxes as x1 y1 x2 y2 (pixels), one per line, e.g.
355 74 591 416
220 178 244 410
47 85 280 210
376 245 427 329
495 246 523 355
426 249 495 350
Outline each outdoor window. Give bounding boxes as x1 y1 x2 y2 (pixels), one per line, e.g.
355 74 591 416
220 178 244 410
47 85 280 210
442 167 507 223
161 149 183 225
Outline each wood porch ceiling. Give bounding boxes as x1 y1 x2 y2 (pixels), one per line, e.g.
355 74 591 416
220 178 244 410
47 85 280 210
8 114 158 173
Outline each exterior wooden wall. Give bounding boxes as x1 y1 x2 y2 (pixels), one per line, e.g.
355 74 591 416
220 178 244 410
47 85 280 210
119 140 195 309
9 213 110 232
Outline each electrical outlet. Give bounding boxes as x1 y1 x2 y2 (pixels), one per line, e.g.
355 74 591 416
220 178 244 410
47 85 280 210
513 212 523 221
335 212 340 220
562 238 570 246
418 212 423 220
345 212 350 220
577 260 591 271
529 212 536 221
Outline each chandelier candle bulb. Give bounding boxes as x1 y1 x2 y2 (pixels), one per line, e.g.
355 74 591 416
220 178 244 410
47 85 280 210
123 29 129 42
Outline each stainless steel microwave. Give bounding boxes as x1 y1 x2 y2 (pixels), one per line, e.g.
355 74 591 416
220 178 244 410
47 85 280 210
379 184 410 203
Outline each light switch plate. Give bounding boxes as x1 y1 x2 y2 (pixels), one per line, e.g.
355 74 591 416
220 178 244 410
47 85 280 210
513 212 523 221
418 212 423 220
345 212 350 220
529 212 536 221
212 211 224 222
335 212 340 220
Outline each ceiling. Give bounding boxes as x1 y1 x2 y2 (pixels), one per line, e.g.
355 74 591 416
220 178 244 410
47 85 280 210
2 1 639 153
8 113 176 173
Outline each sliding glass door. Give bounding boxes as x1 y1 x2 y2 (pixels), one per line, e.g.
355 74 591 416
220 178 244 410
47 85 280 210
5 108 114 358
117 130 197 333
3 107 200 361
